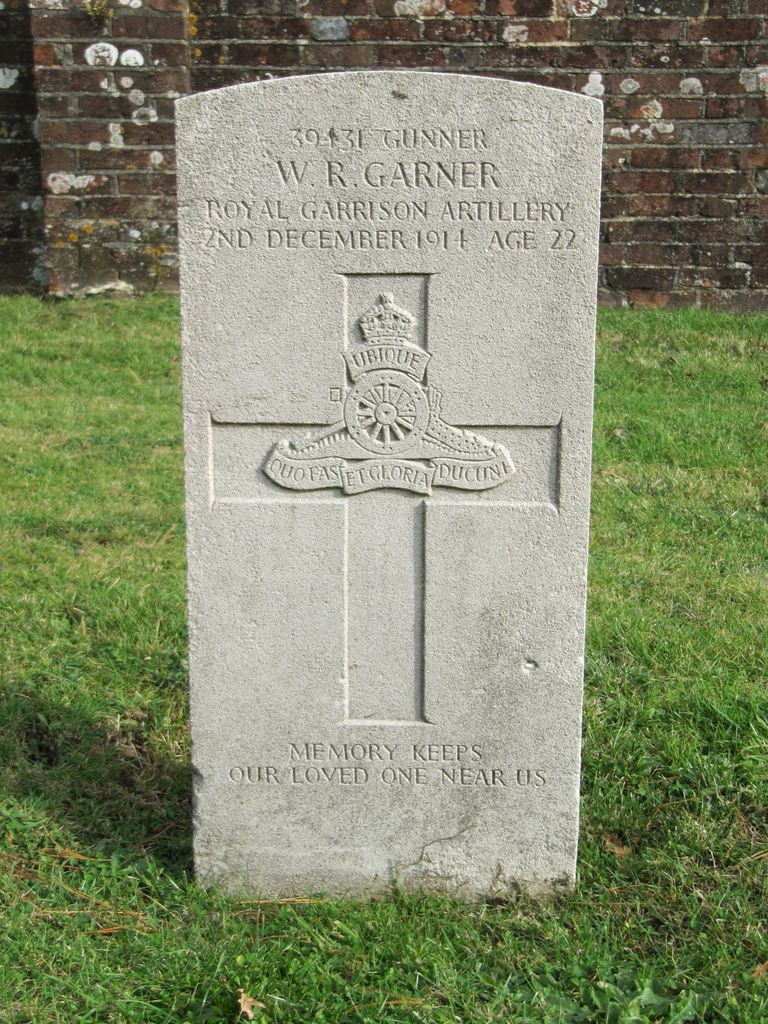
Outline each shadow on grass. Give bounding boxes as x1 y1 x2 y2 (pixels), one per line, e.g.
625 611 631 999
2 690 193 876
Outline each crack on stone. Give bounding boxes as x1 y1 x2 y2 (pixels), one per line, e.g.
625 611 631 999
393 822 474 884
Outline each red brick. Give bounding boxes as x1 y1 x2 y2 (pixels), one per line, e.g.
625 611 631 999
242 16 308 39
118 173 177 194
225 0 298 15
111 15 187 39
36 93 73 117
114 68 188 92
689 18 761 41
501 69 576 89
698 196 739 217
628 242 694 264
196 15 239 39
707 0 748 13
45 197 78 222
374 44 446 66
613 20 681 42
740 148 768 170
706 45 746 66
32 43 58 65
518 20 568 43
744 96 768 118
743 238 768 263
628 194 698 216
558 44 621 68
656 98 705 118
631 147 700 169
46 250 81 293
49 219 121 245
607 97 702 119
602 147 632 169
29 12 90 38
301 0 370 13
149 41 190 64
301 43 376 66
599 195 630 218
47 67 152 93
696 71 749 93
568 18 612 43
188 66 255 90
40 148 77 173
692 218 752 240
605 71 681 92
706 97 743 118
497 0 554 14
704 290 768 312
45 172 111 195
39 120 112 145
680 170 748 193
702 150 738 170
348 18 420 41
678 267 749 288
75 196 149 220
607 219 681 241
689 243 731 267
598 242 627 266
149 0 186 11
424 19 495 42
191 42 227 65
228 42 301 64
78 243 121 275
596 288 625 308
79 149 151 171
629 44 706 68
73 95 128 119
121 123 175 146
606 170 677 193
629 290 693 308
606 267 676 289
480 45 554 68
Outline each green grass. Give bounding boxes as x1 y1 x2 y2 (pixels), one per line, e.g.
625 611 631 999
1 297 767 1023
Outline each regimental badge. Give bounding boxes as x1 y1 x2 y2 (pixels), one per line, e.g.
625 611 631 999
264 294 515 496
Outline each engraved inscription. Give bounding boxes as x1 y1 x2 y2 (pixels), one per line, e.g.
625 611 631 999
264 294 515 497
197 123 582 257
289 126 489 151
227 741 548 789
202 201 577 255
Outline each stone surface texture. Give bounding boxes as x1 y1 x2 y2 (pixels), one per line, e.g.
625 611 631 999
177 71 602 898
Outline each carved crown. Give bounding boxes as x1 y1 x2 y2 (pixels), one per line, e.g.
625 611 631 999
358 294 415 345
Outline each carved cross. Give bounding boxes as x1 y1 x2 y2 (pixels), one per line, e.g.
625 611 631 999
212 283 560 725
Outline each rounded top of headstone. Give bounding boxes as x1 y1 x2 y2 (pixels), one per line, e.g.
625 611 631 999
175 70 604 121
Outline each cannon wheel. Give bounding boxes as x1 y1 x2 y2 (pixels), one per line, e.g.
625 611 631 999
344 370 430 456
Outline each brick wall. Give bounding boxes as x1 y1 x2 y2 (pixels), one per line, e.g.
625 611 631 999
4 0 767 308
1 0 45 291
26 0 187 294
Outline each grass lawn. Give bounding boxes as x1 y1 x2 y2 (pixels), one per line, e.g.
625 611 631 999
0 296 766 1023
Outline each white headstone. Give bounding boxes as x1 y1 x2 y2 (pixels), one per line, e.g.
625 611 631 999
177 72 602 897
